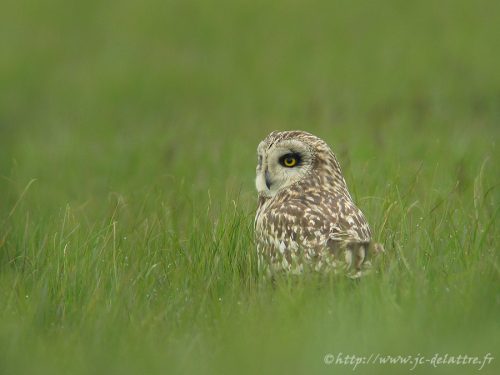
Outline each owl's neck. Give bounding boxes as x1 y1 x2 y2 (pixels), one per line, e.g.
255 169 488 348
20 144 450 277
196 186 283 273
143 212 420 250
258 195 268 207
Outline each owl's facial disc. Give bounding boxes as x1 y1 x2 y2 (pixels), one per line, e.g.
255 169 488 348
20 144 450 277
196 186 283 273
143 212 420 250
255 139 313 197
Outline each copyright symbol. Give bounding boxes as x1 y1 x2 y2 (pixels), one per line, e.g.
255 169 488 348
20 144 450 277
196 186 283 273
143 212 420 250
324 353 335 365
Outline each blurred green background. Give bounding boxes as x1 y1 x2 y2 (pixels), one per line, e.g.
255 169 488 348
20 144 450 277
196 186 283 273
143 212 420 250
1 0 498 374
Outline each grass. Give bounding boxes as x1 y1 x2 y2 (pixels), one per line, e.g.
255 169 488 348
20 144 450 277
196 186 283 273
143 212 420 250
1 0 499 374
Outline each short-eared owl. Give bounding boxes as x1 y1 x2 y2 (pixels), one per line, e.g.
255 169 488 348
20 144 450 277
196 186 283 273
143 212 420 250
254 130 381 277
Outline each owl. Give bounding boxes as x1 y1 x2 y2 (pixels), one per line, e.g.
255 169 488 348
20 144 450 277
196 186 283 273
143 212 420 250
254 130 382 278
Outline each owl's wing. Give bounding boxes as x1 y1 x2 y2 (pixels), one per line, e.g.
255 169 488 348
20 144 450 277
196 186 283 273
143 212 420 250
291 194 371 244
325 196 372 243
273 195 371 247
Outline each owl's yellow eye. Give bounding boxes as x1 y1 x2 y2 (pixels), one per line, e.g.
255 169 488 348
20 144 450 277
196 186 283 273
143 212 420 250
279 152 302 168
283 157 297 167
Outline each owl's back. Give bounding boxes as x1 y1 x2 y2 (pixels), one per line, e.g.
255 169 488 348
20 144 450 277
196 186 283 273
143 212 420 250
255 187 372 276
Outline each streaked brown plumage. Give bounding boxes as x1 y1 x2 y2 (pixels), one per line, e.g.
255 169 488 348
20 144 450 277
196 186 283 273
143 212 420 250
254 130 381 277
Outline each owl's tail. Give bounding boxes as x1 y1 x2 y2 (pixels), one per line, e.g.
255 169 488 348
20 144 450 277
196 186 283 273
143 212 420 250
347 241 385 279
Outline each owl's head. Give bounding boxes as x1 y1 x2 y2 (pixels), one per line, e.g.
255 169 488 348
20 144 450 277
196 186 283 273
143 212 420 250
255 130 344 198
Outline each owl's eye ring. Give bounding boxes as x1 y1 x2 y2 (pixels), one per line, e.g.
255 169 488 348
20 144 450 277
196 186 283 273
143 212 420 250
279 153 301 168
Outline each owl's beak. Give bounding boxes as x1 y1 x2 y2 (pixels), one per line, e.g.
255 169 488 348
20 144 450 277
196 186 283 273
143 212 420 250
265 169 272 190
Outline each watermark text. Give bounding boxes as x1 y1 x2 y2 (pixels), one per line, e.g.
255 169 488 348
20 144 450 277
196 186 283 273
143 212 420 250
323 352 494 371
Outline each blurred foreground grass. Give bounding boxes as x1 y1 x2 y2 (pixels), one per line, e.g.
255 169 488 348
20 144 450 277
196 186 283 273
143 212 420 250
0 0 499 374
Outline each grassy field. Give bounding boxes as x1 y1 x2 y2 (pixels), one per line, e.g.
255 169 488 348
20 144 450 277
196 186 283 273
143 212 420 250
1 0 499 374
